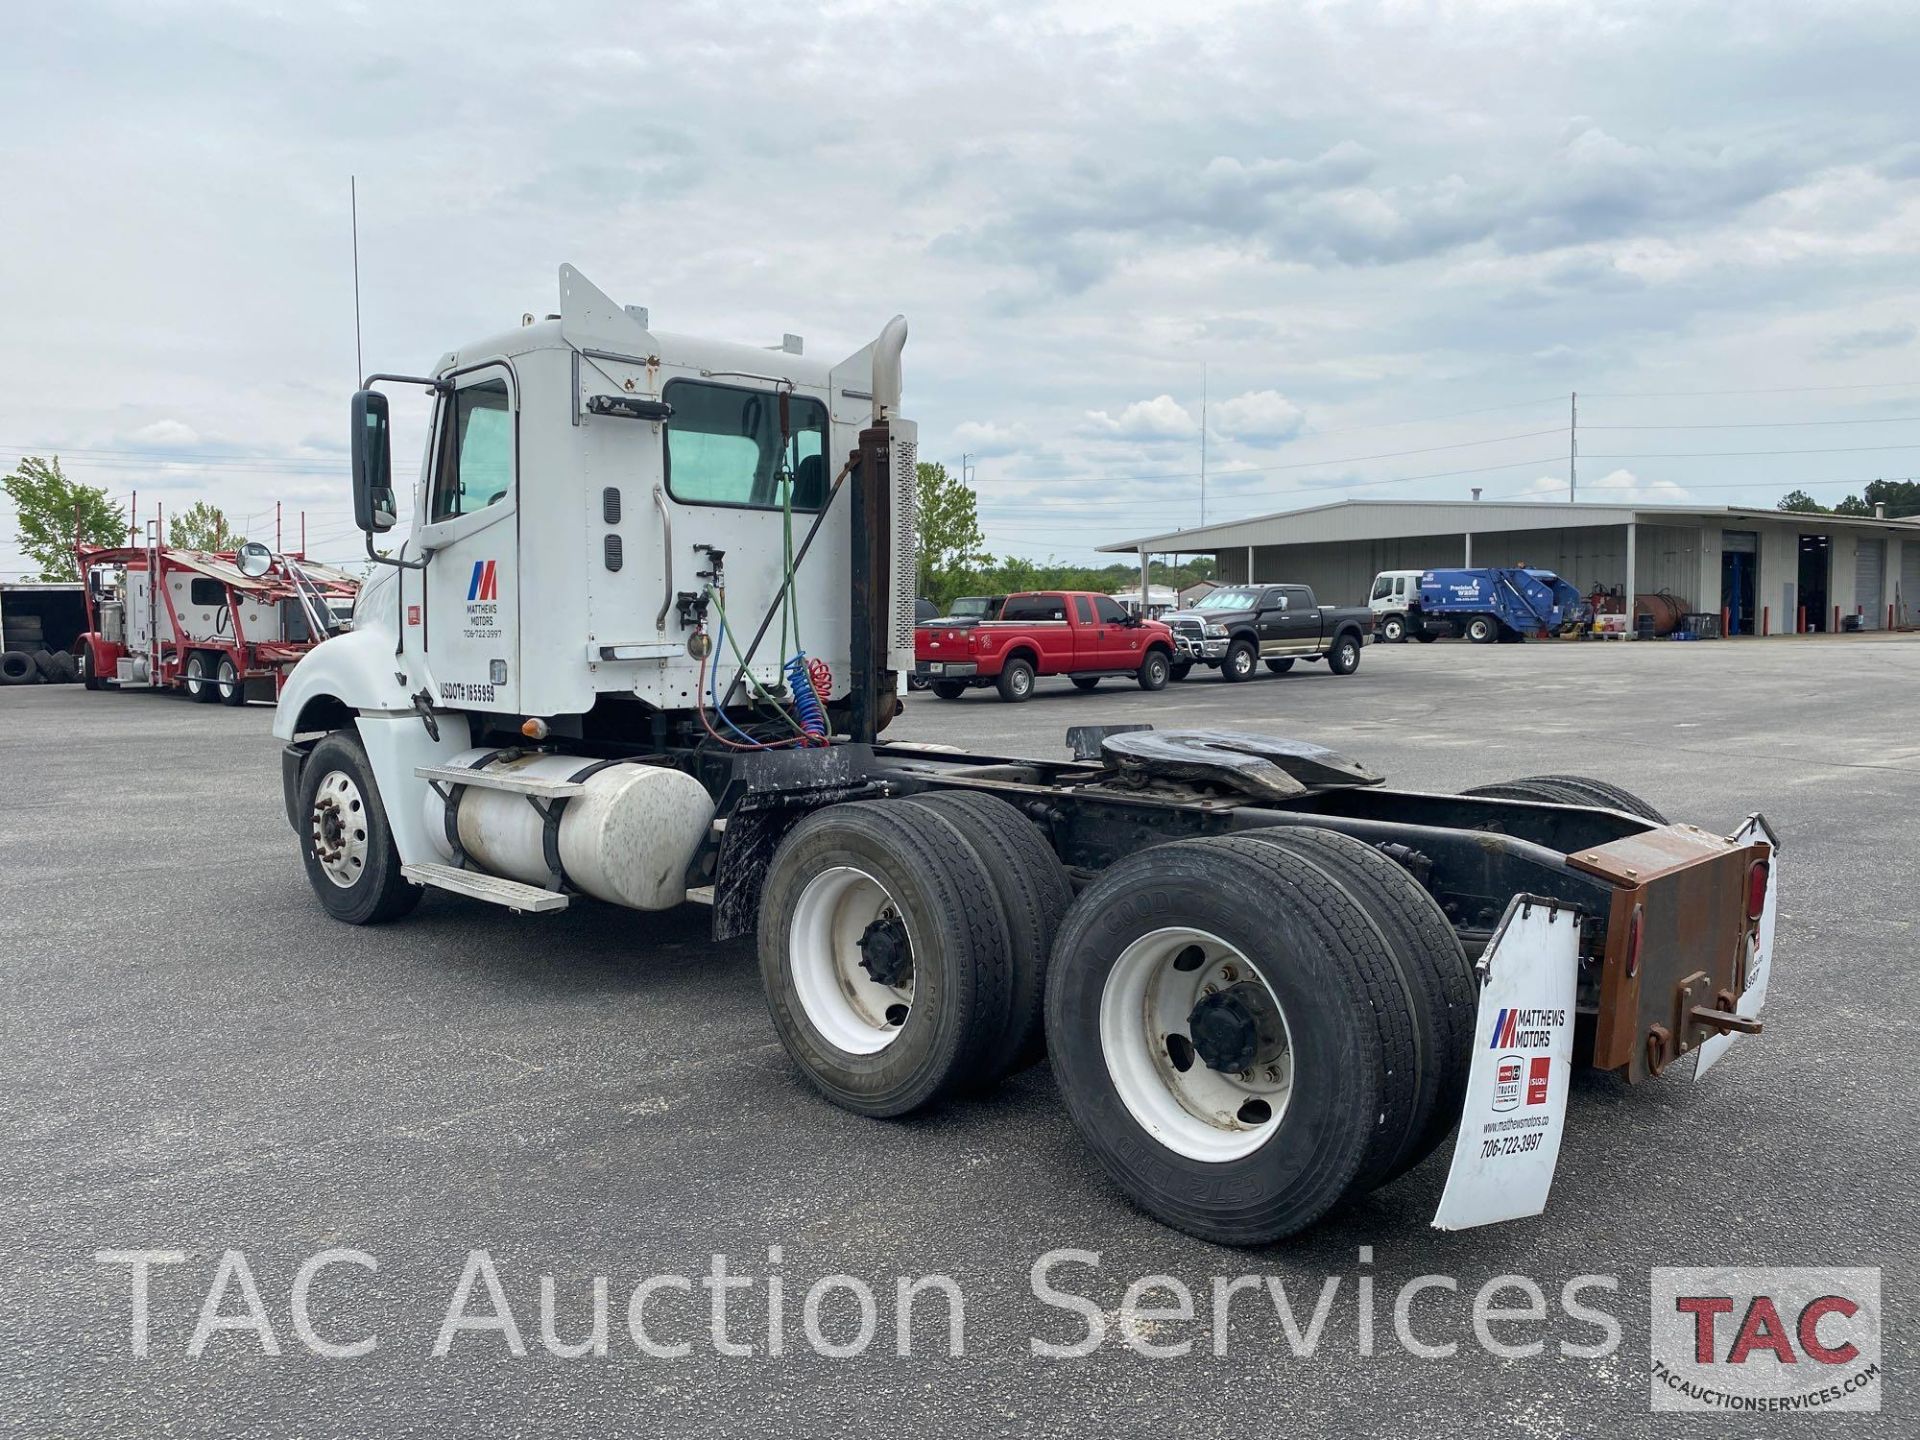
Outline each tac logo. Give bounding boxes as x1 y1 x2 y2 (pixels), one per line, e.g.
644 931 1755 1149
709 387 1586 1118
1650 1267 1881 1413
467 560 499 602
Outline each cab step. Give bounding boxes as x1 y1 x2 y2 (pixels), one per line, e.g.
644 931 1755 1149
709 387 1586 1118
402 862 571 913
414 764 586 799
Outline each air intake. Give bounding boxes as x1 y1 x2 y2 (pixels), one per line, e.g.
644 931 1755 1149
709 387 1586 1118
887 418 920 671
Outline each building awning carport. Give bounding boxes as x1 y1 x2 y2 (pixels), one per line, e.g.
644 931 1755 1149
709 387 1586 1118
1100 499 1920 633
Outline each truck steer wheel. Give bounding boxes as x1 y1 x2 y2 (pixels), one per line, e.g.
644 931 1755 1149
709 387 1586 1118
1264 658 1295 675
1327 635 1361 675
1046 834 1421 1244
996 657 1035 702
1220 640 1256 682
1169 661 1193 682
1137 650 1170 691
1380 615 1406 643
759 800 1014 1117
298 731 422 925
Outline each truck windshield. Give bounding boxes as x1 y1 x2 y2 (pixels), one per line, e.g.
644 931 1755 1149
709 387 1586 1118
663 379 828 512
1194 587 1259 610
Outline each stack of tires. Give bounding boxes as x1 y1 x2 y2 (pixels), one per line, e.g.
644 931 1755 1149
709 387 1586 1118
0 615 81 686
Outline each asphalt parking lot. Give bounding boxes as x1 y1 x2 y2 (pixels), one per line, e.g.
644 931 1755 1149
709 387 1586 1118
3 634 1915 1438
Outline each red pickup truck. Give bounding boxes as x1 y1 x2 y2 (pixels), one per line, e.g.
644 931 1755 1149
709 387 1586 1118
914 591 1177 702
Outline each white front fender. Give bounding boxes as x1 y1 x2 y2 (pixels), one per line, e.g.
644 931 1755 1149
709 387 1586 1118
272 627 419 741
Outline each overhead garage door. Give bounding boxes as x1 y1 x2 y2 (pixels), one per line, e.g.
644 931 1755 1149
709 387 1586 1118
1902 544 1920 628
1855 539 1886 629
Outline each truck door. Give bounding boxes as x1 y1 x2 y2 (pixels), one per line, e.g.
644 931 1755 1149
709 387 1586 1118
1274 587 1320 652
1092 593 1143 669
418 365 520 712
1071 594 1101 668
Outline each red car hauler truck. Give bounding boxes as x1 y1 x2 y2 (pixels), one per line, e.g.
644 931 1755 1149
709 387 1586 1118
914 590 1177 701
72 532 358 703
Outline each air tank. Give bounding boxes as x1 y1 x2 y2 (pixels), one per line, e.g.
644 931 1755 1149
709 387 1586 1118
423 749 714 909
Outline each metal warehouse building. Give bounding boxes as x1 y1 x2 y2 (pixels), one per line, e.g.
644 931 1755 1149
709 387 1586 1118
1102 499 1920 634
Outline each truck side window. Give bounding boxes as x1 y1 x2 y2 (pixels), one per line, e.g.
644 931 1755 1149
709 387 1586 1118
1073 596 1094 624
1261 588 1286 610
1093 595 1130 624
663 379 828 512
1371 575 1393 601
430 380 513 522
1002 595 1066 622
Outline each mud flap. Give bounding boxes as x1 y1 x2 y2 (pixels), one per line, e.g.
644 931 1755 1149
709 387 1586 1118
1695 813 1780 1081
1432 896 1580 1231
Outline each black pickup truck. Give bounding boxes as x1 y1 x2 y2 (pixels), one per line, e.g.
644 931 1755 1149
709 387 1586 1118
1160 583 1373 681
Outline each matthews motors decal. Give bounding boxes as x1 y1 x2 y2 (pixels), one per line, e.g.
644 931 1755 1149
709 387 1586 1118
1432 898 1579 1230
464 560 503 641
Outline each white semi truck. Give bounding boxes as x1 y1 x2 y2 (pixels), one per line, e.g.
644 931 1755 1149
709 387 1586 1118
273 267 1780 1245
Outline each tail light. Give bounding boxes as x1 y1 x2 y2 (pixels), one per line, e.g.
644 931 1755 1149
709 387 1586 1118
1747 859 1771 921
1624 903 1643 979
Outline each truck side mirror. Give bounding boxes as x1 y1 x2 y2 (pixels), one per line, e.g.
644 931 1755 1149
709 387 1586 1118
351 389 397 533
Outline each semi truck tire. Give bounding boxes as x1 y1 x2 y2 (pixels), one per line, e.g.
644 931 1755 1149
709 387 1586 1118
1465 616 1496 644
897 790 1071 1081
1046 834 1419 1245
217 655 247 706
1264 658 1295 675
78 644 103 690
1169 661 1193 682
0 650 37 684
184 651 216 701
995 656 1036 703
758 800 1014 1117
1221 639 1257 682
1137 649 1170 691
1071 676 1100 691
298 731 423 925
31 650 57 680
1379 614 1407 643
1233 827 1476 1187
1464 774 1668 825
931 680 967 700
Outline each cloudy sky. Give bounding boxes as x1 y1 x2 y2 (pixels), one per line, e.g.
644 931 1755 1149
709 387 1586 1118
4 0 1920 577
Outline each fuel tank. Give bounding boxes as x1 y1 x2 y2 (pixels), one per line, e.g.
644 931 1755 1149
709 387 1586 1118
423 749 713 909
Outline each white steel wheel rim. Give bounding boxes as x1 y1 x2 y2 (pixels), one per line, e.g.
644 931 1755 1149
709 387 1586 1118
1099 927 1293 1163
184 653 208 695
789 865 916 1055
217 657 239 699
309 769 371 889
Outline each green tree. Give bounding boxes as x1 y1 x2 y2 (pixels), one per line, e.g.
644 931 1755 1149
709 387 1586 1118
1835 478 1920 518
915 461 986 611
168 500 246 552
2 455 124 581
1777 490 1829 513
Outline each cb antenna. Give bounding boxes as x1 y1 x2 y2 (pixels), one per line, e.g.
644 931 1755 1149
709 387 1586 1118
350 176 364 386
